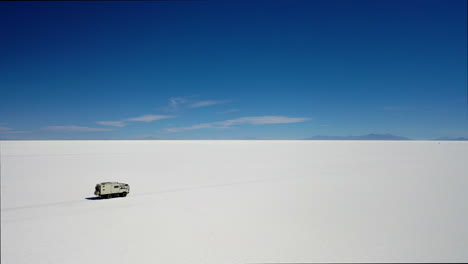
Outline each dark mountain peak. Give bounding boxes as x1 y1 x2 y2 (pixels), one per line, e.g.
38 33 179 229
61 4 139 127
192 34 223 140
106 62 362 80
305 133 411 140
434 137 468 141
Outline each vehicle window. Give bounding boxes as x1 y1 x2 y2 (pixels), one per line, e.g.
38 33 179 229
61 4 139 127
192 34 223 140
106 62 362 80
114 186 119 188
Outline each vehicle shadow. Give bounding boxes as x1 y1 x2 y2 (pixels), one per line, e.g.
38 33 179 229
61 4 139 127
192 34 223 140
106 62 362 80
85 197 104 200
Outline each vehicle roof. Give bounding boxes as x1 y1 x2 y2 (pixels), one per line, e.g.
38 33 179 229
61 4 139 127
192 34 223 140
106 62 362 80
99 182 126 185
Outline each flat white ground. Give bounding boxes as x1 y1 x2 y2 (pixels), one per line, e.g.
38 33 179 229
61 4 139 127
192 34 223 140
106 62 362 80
1 140 467 264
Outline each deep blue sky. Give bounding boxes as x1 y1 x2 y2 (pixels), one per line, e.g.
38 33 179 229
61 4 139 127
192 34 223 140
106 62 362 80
0 0 466 140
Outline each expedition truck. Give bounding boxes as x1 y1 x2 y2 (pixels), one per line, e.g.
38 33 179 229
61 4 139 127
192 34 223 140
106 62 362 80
94 182 130 199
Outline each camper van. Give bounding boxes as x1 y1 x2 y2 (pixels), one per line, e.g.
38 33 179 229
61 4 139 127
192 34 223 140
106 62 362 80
94 182 130 199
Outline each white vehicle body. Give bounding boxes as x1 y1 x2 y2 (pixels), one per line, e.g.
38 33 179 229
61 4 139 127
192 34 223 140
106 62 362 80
94 182 130 198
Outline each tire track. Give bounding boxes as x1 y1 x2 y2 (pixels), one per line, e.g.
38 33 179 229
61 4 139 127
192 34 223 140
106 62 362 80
2 175 305 212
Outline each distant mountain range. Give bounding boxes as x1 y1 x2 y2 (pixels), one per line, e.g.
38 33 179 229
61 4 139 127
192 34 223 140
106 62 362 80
304 134 468 141
433 137 468 141
1 134 467 141
304 133 411 140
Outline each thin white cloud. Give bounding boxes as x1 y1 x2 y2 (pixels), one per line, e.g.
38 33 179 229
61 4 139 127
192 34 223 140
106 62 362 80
170 97 187 108
43 126 114 132
96 114 174 127
219 109 240 114
1 130 30 134
160 97 229 112
126 114 174 122
162 97 189 112
0 126 30 134
189 100 229 108
220 116 310 125
165 116 311 133
96 121 127 127
165 123 213 132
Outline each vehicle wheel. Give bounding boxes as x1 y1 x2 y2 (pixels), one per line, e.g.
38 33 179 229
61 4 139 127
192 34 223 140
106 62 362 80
121 192 127 197
107 194 112 199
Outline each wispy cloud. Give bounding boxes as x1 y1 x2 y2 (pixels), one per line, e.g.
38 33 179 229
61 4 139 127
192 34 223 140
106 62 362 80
161 97 189 112
165 116 311 133
43 126 114 132
0 126 30 134
160 97 229 112
95 121 127 127
126 114 174 122
165 123 213 132
1 130 30 134
97 114 174 127
221 116 310 125
189 100 229 108
219 109 239 114
170 97 188 109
